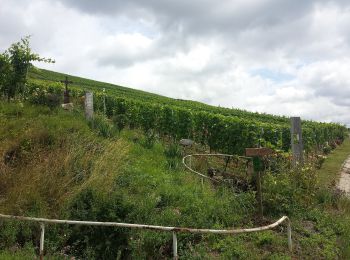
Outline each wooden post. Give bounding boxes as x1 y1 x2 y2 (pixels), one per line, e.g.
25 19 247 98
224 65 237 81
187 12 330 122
85 92 94 120
252 156 263 220
246 148 273 220
290 117 303 165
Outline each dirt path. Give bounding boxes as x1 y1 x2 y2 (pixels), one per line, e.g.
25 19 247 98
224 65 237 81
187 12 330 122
337 156 350 194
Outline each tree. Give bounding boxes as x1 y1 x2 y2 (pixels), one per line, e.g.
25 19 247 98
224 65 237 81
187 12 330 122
0 36 54 101
0 52 11 98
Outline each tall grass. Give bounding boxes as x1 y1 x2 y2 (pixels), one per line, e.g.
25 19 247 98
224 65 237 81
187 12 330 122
1 101 350 259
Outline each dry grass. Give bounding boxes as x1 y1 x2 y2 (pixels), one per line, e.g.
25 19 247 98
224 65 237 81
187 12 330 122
77 139 130 196
0 102 130 218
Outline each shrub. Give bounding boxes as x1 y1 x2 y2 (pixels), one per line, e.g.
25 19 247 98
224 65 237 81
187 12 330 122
88 114 117 138
112 114 128 131
164 142 181 170
66 188 133 259
141 129 157 149
323 143 332 155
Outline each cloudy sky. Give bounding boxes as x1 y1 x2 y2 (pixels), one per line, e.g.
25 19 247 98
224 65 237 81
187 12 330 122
1 0 350 125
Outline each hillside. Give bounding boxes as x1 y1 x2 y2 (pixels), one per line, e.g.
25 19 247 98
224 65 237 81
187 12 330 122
28 67 291 124
27 67 347 156
1 100 350 259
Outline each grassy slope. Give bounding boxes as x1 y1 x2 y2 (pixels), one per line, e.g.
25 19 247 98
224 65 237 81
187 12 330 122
0 101 287 259
1 101 350 259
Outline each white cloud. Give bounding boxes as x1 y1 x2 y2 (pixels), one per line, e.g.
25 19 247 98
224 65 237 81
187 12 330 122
1 0 350 125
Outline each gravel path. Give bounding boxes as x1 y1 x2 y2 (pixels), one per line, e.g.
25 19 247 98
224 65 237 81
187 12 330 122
338 156 350 194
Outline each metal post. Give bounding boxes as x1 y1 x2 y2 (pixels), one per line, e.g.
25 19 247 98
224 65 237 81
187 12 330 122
173 232 178 260
287 220 292 252
40 223 45 260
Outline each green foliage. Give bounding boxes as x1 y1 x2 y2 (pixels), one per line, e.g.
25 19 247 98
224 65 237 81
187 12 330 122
24 74 348 156
0 36 54 101
323 143 332 154
66 188 132 259
27 87 61 108
263 164 318 216
164 142 182 170
0 52 11 98
141 129 158 148
1 72 350 259
88 114 118 138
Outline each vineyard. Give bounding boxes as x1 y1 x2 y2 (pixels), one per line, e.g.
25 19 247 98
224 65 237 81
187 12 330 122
27 67 347 155
1 66 350 259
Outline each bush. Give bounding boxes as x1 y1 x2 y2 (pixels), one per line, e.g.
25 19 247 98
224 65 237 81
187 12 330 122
66 188 133 259
27 87 61 109
88 114 118 138
323 143 332 155
164 142 181 170
315 155 326 169
141 129 157 149
112 113 128 131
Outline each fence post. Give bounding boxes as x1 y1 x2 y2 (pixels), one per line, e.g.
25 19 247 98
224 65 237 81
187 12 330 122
85 92 94 120
253 157 263 220
290 117 303 165
103 88 106 115
287 219 292 252
173 232 178 260
40 223 45 260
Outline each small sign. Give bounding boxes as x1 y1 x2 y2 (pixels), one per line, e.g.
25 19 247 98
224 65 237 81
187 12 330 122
245 147 273 157
85 92 93 119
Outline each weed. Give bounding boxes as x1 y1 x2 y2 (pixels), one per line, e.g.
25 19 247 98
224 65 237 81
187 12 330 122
88 114 118 138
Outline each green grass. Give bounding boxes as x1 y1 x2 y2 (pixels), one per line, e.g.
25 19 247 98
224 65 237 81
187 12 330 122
1 100 350 259
317 137 350 187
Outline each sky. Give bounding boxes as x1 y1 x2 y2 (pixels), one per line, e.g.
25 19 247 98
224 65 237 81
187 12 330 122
1 0 350 125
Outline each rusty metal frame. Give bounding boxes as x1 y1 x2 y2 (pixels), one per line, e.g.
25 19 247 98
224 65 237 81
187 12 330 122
182 153 252 183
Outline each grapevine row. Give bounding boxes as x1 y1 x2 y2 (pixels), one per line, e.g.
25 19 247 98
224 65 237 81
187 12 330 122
25 79 347 155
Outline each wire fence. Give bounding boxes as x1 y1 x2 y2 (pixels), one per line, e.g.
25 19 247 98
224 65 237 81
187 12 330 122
0 213 292 259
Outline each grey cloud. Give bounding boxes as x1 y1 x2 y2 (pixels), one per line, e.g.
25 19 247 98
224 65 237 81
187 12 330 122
56 0 346 35
3 0 350 125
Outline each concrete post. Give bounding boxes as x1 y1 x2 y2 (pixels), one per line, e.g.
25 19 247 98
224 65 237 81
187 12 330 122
290 117 303 165
85 92 94 120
